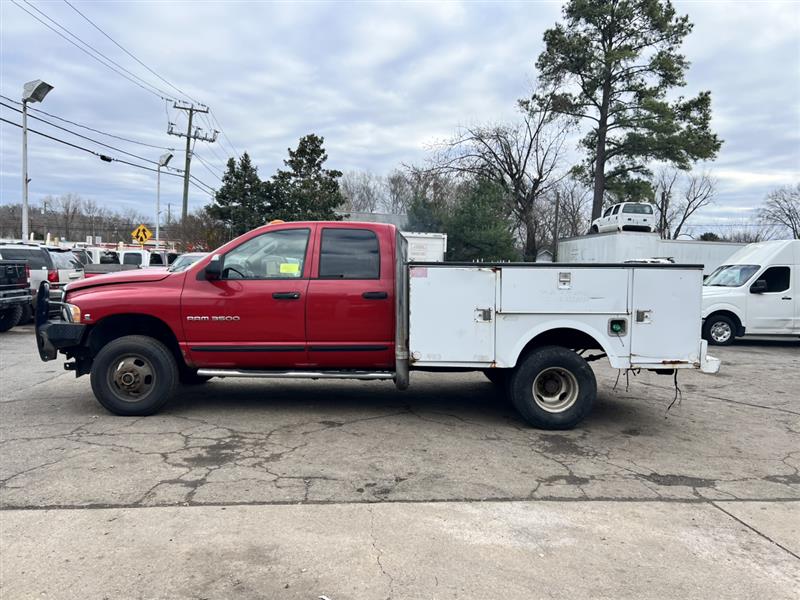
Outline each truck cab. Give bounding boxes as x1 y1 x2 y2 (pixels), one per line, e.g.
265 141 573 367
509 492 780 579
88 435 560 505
702 240 799 344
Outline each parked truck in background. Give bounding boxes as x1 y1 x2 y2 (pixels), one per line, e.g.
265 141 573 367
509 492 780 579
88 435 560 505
0 259 31 332
702 240 799 345
35 221 720 429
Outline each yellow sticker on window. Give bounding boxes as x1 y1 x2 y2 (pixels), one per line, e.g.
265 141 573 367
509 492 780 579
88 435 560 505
280 263 300 274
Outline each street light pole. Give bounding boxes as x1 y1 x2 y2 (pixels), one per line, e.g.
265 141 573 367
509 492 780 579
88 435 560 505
156 152 173 244
20 79 53 242
21 99 29 241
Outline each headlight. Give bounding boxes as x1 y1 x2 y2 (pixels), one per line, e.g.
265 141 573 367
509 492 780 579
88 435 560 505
62 303 81 323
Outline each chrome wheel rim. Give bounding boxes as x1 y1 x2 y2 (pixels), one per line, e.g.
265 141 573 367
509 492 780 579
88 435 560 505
532 367 579 413
108 354 156 402
709 321 732 344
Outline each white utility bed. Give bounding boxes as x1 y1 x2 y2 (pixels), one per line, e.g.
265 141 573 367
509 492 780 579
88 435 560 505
408 263 717 373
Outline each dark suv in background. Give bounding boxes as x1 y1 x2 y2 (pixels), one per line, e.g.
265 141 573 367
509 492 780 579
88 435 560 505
0 244 84 323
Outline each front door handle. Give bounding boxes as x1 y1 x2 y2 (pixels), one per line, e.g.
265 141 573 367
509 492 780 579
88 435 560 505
272 292 301 300
782 296 792 300
362 291 388 300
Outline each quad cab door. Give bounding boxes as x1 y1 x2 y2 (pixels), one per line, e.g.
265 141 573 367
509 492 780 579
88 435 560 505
181 225 315 368
305 225 395 369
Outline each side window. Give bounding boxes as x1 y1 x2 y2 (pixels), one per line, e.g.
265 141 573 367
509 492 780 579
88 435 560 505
222 228 310 280
319 228 380 279
149 253 164 266
612 205 621 215
760 266 790 293
603 207 613 218
123 253 142 266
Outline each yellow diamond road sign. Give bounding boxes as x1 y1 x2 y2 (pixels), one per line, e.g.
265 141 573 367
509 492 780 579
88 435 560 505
131 224 152 244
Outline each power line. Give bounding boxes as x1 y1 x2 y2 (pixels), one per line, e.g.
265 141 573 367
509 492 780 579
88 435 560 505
193 152 223 181
0 94 173 151
0 117 215 198
210 110 240 158
11 0 176 102
62 0 204 107
202 138 230 165
1 101 159 164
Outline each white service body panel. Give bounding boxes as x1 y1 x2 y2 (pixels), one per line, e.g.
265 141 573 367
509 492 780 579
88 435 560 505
409 266 495 364
408 263 717 373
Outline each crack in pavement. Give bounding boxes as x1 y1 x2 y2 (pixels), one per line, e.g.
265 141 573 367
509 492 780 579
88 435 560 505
711 501 800 562
3 497 799 511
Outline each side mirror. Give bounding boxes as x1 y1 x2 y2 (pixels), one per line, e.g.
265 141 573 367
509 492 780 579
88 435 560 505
749 279 767 294
204 254 222 281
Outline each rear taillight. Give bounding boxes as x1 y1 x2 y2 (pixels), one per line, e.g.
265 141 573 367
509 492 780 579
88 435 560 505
47 269 59 283
25 265 31 280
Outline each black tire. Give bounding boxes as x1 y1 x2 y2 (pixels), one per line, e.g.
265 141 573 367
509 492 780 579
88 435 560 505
703 314 736 346
0 305 23 332
18 302 33 325
90 335 178 416
589 225 599 235
508 346 596 430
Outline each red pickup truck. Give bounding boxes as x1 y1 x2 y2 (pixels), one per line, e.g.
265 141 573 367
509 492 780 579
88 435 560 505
36 220 719 429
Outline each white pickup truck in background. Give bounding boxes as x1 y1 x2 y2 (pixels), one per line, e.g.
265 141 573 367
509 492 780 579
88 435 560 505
702 240 799 345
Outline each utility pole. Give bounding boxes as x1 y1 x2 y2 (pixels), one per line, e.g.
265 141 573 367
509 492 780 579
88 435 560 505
167 102 217 221
552 190 560 262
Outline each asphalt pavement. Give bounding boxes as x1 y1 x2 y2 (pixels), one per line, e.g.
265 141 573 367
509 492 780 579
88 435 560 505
1 324 798 599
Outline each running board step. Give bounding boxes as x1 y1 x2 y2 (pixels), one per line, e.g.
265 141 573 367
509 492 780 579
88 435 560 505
196 369 395 381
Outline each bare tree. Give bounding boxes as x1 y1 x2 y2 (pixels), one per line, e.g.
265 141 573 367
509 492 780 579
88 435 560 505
653 167 680 238
671 172 716 240
431 93 570 260
339 171 384 213
385 169 413 214
554 178 591 238
653 169 716 239
82 199 105 241
53 194 82 241
719 222 778 243
759 183 800 239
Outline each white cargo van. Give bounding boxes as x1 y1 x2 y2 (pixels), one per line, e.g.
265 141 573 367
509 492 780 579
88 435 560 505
702 240 799 345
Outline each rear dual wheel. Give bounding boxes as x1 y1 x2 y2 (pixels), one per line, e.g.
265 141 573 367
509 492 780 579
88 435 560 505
508 346 596 430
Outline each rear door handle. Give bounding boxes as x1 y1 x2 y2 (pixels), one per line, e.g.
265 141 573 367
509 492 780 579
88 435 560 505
782 296 792 300
272 292 301 300
362 291 388 300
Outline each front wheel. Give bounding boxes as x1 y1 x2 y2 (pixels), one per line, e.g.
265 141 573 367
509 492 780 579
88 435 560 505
508 346 596 429
90 335 178 416
703 314 736 346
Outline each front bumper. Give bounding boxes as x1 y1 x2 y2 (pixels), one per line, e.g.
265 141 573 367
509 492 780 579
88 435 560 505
0 289 31 307
35 281 86 361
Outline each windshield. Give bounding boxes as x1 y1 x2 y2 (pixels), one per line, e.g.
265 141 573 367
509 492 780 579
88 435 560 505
49 251 83 270
622 204 653 214
168 253 207 272
0 248 50 269
704 264 759 287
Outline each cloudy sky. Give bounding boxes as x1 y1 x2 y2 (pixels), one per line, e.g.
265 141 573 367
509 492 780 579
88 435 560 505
1 0 798 231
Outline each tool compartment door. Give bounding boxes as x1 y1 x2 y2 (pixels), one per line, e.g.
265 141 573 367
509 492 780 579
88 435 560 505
631 268 703 363
409 266 496 364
